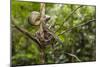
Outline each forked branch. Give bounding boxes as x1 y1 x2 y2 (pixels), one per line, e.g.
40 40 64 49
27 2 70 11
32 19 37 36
56 5 83 32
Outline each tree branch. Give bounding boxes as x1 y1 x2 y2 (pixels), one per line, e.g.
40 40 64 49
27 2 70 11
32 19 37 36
56 5 83 32
58 19 96 36
11 16 40 46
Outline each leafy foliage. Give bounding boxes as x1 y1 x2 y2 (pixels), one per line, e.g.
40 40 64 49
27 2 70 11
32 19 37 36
11 0 96 66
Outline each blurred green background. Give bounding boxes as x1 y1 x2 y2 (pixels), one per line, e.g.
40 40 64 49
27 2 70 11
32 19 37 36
11 0 96 66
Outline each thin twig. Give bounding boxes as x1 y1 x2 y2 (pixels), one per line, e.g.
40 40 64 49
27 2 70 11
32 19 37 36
55 5 83 32
65 53 81 62
58 19 96 36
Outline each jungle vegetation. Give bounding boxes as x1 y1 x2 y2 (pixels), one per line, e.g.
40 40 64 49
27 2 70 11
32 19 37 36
11 0 96 66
